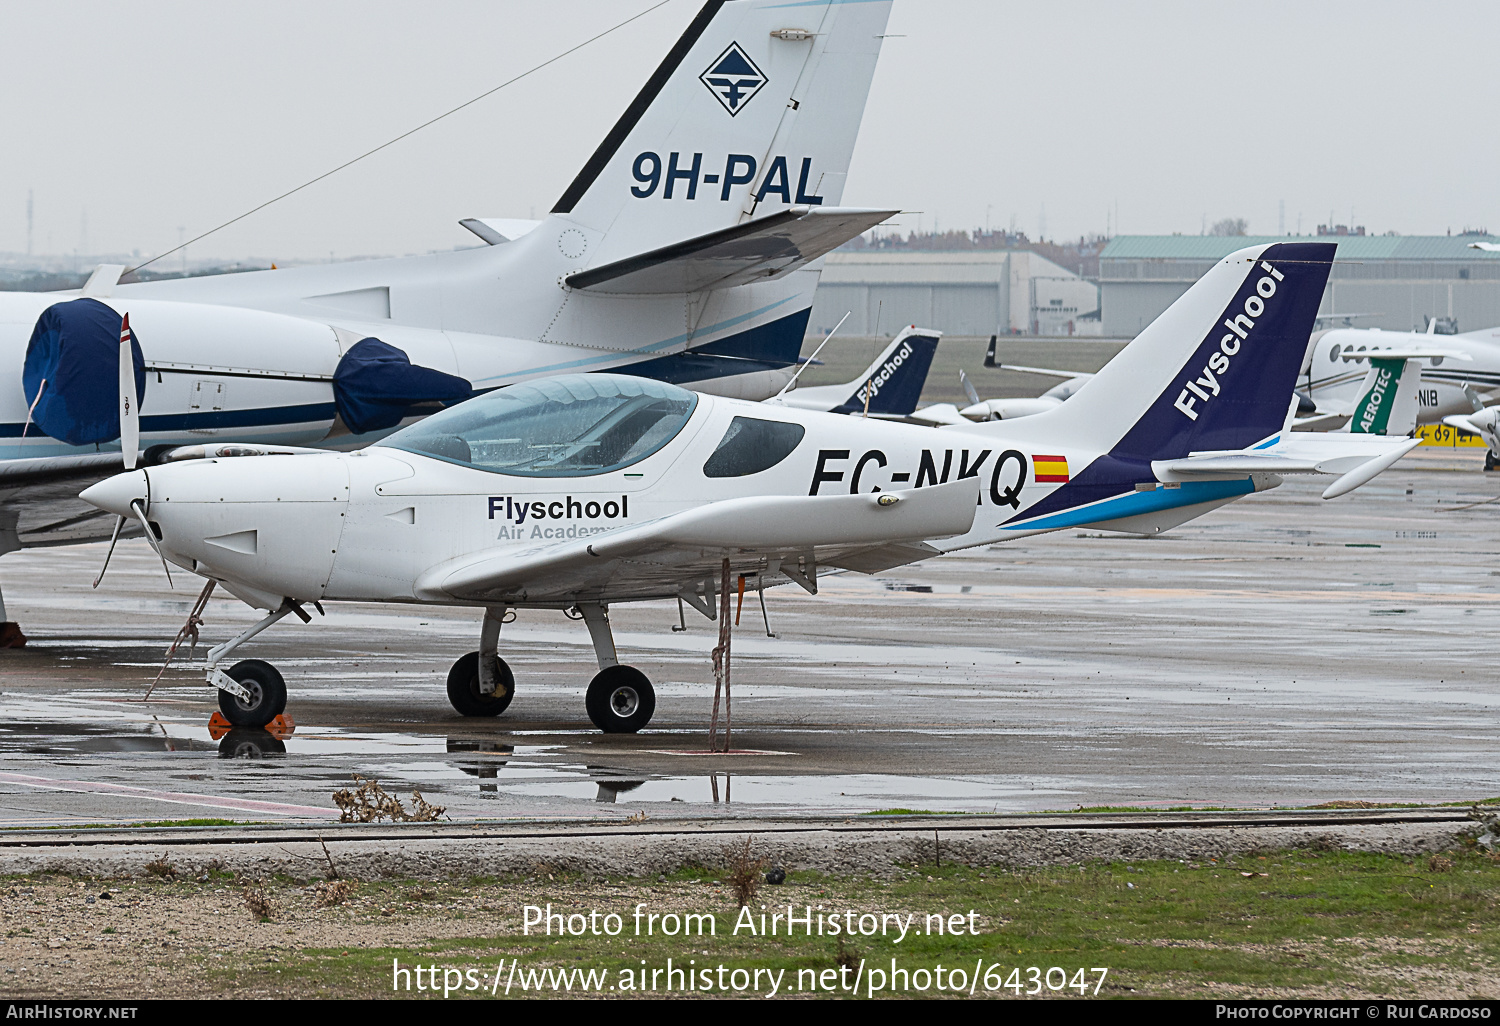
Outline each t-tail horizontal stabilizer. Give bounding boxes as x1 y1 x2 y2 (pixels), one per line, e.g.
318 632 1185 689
565 206 896 294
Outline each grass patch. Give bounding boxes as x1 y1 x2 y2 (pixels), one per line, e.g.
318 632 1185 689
191 845 1500 999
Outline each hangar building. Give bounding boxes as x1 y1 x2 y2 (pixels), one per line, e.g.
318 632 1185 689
1099 234 1500 337
807 250 1100 337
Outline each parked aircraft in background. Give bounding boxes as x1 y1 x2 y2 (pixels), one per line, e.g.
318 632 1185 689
775 327 939 418
909 336 1091 425
931 332 1432 443
1300 324 1500 459
81 243 1417 731
0 0 898 645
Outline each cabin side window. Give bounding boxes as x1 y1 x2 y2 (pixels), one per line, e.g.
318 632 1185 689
702 416 806 478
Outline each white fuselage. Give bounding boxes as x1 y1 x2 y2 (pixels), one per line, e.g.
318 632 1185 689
85 393 1215 611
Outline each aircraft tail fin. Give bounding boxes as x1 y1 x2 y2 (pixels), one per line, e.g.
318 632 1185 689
826 328 941 416
994 242 1337 461
1347 357 1420 436
551 0 892 269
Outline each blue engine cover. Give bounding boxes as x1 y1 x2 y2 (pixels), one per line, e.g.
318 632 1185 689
21 298 146 447
332 338 473 436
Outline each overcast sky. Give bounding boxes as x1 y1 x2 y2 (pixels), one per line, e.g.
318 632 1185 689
1 0 1496 263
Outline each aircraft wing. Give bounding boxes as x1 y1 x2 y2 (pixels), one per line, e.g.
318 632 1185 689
1152 433 1420 499
1 443 329 549
564 207 898 294
1340 347 1471 361
413 478 979 605
997 364 1094 380
0 453 137 547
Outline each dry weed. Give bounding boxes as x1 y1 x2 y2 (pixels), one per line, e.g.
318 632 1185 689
142 857 176 880
723 836 768 908
331 775 446 823
242 883 275 920
315 880 355 907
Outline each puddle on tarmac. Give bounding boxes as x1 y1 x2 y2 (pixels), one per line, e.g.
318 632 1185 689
0 694 1076 813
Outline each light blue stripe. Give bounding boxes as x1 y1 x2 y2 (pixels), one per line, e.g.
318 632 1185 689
1254 436 1280 449
1003 479 1255 532
468 295 798 385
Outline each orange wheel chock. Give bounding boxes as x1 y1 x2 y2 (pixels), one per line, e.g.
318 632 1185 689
206 711 232 740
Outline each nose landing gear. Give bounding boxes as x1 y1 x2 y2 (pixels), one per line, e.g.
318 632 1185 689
217 659 287 726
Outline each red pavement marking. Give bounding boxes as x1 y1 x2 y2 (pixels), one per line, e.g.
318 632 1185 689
0 771 338 818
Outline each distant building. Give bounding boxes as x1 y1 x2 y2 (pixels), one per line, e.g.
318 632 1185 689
809 250 1100 337
1099 234 1500 337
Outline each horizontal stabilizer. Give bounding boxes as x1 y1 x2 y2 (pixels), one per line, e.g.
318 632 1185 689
1152 432 1419 498
458 218 542 245
1290 410 1352 432
908 403 968 426
565 206 896 294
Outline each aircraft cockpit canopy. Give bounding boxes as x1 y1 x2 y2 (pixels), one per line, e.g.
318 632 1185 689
378 374 698 477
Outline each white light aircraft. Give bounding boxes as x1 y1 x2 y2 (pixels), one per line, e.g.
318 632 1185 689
0 0 899 644
909 335 1092 425
80 242 1418 732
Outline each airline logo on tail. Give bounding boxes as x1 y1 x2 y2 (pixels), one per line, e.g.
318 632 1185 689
701 43 767 115
1173 261 1286 422
855 340 915 407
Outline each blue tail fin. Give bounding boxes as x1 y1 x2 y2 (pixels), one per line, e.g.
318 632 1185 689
828 328 940 415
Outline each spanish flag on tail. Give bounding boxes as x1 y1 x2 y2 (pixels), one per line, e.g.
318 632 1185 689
1032 454 1069 484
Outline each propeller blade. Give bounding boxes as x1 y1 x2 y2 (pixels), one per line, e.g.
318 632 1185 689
119 313 139 471
92 514 126 589
129 497 173 588
960 368 981 407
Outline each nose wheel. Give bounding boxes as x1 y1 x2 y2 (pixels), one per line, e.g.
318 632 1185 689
447 651 515 717
216 659 288 727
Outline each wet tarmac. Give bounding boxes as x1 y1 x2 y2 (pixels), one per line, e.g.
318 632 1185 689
1 448 1498 825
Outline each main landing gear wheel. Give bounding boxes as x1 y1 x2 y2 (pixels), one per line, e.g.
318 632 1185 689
217 659 288 728
447 651 515 717
585 665 655 734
